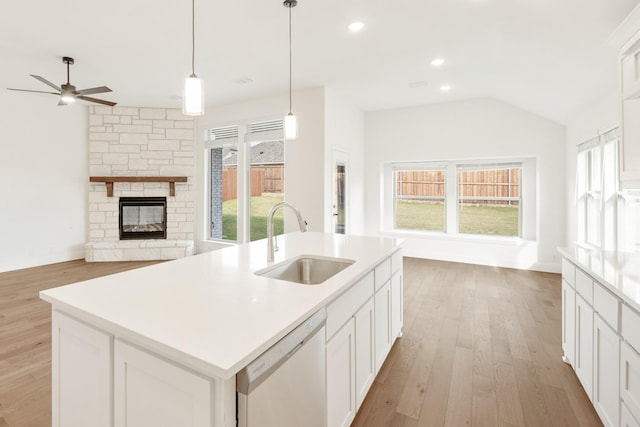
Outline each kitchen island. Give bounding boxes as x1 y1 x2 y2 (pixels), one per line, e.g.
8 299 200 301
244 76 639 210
40 232 403 427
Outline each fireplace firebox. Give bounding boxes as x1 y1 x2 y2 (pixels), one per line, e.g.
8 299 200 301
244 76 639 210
119 197 167 240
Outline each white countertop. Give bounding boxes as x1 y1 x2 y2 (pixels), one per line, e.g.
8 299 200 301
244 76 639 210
40 232 402 379
558 246 640 311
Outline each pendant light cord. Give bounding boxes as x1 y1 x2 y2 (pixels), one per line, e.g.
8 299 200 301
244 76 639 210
288 5 293 114
191 0 196 77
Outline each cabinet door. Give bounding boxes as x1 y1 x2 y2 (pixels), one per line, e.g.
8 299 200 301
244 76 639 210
621 98 640 186
562 280 576 366
52 311 112 427
622 401 640 427
622 341 640 423
114 340 214 427
326 318 356 427
593 314 620 427
391 271 403 341
354 298 375 409
374 281 391 373
575 294 594 400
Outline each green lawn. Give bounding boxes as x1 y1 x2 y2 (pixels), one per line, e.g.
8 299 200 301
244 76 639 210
222 195 285 241
395 200 519 236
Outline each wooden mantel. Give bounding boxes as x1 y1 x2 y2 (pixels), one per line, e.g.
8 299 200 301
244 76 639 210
90 176 188 197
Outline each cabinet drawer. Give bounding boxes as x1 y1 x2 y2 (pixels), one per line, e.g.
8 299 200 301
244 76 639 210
326 272 374 340
622 400 640 427
576 269 594 305
594 282 621 332
623 305 640 354
374 258 391 291
622 341 640 424
562 258 576 288
391 250 403 274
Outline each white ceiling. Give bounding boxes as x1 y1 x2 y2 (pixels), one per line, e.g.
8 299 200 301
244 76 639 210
1 0 639 124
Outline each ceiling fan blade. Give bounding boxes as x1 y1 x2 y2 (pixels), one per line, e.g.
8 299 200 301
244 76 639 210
77 95 117 106
76 86 112 96
7 88 60 95
58 99 69 106
30 74 61 91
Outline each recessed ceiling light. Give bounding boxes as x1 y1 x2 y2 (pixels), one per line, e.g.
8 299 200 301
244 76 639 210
348 21 364 32
431 58 445 67
235 77 254 85
408 80 429 88
440 84 452 92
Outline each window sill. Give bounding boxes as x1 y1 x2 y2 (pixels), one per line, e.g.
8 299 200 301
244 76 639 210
381 229 536 246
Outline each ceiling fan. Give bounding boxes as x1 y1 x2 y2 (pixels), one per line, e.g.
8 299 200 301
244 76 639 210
7 56 117 106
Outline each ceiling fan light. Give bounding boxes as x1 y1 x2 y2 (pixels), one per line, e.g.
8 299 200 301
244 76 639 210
183 76 204 116
284 113 297 140
60 93 75 103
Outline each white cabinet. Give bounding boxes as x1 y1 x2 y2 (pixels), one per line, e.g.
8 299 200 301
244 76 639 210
619 30 640 187
374 281 391 372
622 340 640 423
390 271 403 341
114 339 215 427
593 314 620 427
326 318 356 427
562 279 576 366
354 297 375 408
51 311 113 427
623 401 640 427
575 293 594 400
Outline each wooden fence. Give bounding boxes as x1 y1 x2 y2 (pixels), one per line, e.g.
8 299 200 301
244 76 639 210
222 165 284 201
396 169 520 204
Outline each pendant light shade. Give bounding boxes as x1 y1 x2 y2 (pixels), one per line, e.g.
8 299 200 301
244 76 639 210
284 112 297 140
183 0 204 116
283 0 297 140
183 75 204 116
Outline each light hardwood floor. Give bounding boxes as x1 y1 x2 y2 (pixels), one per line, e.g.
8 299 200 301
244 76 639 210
0 257 601 427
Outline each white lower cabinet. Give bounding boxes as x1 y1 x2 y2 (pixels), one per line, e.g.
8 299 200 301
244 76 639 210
622 341 640 423
374 281 391 372
575 293 594 400
622 402 640 427
114 339 215 427
593 314 620 427
562 279 576 366
52 311 112 427
390 271 403 341
354 297 375 408
326 318 356 427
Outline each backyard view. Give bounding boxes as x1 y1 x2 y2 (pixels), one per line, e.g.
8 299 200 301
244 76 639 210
222 195 284 242
395 167 521 236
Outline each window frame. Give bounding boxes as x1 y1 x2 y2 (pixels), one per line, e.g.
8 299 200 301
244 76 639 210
383 158 535 241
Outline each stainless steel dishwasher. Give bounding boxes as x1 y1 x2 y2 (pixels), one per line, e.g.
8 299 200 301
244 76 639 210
236 308 326 427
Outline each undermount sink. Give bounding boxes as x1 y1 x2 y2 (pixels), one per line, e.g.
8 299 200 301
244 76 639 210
255 255 355 285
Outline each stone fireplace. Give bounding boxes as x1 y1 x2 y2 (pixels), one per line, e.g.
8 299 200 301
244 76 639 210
85 106 195 262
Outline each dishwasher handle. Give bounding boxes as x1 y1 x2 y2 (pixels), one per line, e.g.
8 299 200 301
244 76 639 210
237 308 326 394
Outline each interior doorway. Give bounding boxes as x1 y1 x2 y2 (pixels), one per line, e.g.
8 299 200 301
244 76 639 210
332 150 348 234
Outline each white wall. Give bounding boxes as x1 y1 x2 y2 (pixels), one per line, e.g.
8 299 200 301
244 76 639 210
323 88 366 235
0 91 88 272
565 91 620 246
364 98 566 272
195 87 326 253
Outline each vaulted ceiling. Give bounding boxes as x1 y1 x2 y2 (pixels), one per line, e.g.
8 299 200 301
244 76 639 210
2 0 639 124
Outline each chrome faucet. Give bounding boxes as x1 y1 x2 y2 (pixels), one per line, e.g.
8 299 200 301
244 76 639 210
267 202 308 262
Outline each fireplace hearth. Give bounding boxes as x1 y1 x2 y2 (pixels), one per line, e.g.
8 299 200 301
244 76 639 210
119 197 167 240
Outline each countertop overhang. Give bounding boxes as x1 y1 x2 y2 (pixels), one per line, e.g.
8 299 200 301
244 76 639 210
558 246 640 311
40 232 402 379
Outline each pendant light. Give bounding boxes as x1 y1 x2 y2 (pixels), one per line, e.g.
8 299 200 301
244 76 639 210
283 0 297 139
183 0 204 116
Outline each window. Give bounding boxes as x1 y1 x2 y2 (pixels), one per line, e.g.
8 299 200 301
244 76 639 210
206 119 285 243
576 129 618 250
386 159 533 239
457 165 521 237
394 169 446 232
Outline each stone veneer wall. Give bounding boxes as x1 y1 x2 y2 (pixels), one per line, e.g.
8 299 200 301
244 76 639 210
86 106 195 261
